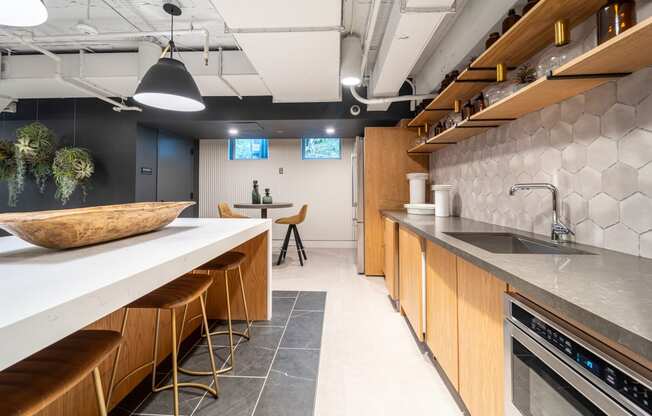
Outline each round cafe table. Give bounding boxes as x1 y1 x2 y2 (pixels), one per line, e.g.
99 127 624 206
233 202 293 218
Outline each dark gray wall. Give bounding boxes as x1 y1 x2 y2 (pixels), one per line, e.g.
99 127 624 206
135 124 158 202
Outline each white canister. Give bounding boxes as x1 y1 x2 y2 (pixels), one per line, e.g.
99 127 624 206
406 173 429 204
432 184 453 217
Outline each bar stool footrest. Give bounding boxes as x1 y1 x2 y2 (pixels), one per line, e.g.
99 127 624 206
153 381 218 398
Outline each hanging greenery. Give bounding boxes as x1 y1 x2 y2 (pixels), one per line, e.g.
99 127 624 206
15 122 57 194
52 147 94 205
0 139 19 206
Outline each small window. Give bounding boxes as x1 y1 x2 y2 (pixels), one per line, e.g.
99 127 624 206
228 138 269 160
302 138 341 160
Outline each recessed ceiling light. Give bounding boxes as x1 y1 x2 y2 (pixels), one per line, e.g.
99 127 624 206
0 0 48 27
325 127 335 135
228 128 239 135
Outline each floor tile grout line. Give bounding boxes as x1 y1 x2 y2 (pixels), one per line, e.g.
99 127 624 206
278 347 321 351
249 292 300 416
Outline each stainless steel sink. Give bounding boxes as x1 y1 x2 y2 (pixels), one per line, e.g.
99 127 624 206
444 232 594 255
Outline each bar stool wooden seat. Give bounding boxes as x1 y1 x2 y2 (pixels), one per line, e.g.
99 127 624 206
107 274 220 416
0 330 122 416
218 202 249 218
190 251 252 374
276 204 308 266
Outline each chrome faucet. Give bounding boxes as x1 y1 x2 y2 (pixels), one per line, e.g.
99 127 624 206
509 183 574 242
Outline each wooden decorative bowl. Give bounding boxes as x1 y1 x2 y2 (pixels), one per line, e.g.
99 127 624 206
0 201 195 249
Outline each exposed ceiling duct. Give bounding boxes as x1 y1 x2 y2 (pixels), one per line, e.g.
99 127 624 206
364 0 456 111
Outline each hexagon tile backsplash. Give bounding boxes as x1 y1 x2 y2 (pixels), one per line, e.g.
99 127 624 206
431 67 652 259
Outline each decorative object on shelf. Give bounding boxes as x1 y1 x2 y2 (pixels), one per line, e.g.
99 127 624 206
454 99 462 113
522 0 540 15
262 188 273 204
502 9 521 34
485 32 500 50
14 121 56 195
554 19 571 46
462 100 475 120
133 2 205 112
0 201 195 249
0 139 19 207
52 147 94 205
474 93 486 113
251 180 261 204
516 64 537 84
597 0 637 45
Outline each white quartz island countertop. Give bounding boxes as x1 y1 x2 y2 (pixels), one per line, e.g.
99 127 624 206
0 218 272 371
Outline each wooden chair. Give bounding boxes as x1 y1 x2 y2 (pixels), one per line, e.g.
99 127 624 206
107 274 219 416
218 202 248 218
0 330 122 416
275 204 308 266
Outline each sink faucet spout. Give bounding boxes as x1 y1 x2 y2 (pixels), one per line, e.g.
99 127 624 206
508 183 573 242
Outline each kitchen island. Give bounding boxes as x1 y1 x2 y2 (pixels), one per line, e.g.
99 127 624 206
0 217 271 413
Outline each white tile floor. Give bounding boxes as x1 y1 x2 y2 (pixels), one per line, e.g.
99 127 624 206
272 248 463 416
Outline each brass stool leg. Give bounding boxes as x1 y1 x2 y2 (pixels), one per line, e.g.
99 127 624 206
170 309 180 416
107 308 130 407
238 265 252 338
223 268 236 372
199 292 220 397
176 304 189 355
92 367 108 416
151 308 161 390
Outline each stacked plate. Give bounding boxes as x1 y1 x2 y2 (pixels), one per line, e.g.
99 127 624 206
403 203 436 215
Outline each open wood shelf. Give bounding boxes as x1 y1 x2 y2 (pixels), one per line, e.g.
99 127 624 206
407 141 452 154
425 118 512 145
473 15 652 121
408 0 606 127
408 68 493 127
466 0 604 72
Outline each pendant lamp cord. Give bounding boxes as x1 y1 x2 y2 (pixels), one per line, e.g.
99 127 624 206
169 13 174 59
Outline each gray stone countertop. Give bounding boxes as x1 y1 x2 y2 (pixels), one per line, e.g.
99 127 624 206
382 210 652 362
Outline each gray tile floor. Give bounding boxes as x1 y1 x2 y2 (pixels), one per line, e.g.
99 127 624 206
111 291 325 416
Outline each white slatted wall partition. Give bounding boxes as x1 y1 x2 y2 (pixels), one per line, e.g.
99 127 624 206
199 138 355 247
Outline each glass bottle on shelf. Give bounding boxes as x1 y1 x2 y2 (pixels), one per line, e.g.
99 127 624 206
485 32 500 50
502 9 521 34
474 93 486 113
597 0 637 45
252 180 261 204
522 0 540 15
262 188 273 204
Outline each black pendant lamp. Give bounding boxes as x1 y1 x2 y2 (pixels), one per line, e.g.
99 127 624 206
134 2 205 112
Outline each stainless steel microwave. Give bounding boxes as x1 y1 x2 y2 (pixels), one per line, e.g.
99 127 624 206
504 294 651 416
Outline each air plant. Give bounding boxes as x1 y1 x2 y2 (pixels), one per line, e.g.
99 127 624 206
14 122 57 194
52 147 94 205
516 63 537 84
0 139 19 206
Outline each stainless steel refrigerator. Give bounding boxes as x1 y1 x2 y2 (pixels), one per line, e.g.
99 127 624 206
353 136 365 274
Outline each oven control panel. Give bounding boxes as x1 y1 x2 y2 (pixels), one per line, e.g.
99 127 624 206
512 303 651 414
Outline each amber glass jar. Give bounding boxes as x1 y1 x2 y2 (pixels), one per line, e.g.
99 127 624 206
597 0 637 45
522 0 540 15
502 9 521 34
462 101 475 120
485 32 500 50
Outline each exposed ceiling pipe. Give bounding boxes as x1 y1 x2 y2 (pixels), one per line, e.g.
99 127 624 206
10 28 210 65
404 78 416 111
75 49 129 101
400 0 456 14
218 47 242 100
349 84 436 105
360 0 381 81
0 29 141 112
224 25 344 34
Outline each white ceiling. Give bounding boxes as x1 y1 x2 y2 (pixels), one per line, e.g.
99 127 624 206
214 0 341 29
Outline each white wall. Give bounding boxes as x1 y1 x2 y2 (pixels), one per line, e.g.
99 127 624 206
199 138 354 247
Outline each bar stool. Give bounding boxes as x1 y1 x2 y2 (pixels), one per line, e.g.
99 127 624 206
276 204 308 266
107 274 220 416
218 202 249 218
0 330 122 416
189 251 253 374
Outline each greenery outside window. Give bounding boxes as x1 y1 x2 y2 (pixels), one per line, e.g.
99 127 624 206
228 138 269 160
302 138 341 160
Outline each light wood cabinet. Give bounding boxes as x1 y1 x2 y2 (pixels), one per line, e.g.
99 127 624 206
363 127 428 275
425 241 459 389
398 226 424 341
457 257 507 416
384 217 399 300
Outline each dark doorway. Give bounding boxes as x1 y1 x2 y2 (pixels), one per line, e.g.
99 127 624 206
156 131 198 217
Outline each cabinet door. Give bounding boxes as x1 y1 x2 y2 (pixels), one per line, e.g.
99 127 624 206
425 241 459 389
457 257 507 416
384 218 399 300
398 226 424 341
